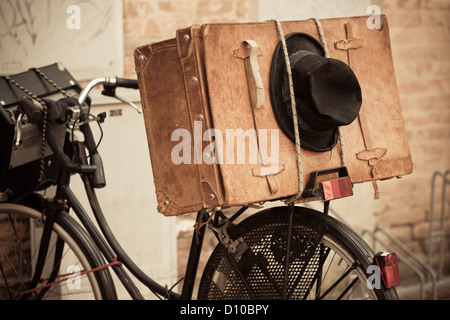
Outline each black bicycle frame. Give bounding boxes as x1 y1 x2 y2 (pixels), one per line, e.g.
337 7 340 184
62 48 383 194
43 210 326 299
56 127 212 299
24 103 219 300
25 125 335 300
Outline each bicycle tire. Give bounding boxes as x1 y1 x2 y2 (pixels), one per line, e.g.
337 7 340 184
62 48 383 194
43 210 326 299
0 203 117 300
198 206 398 300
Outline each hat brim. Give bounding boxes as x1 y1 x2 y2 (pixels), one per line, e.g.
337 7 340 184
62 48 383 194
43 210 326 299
269 32 338 152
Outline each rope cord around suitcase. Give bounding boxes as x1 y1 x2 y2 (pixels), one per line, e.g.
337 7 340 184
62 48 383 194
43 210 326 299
272 19 304 203
310 18 347 167
271 19 347 204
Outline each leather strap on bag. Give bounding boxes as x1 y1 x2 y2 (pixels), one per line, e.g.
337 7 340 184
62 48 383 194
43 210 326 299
234 39 284 194
176 26 223 209
234 40 265 109
335 21 385 199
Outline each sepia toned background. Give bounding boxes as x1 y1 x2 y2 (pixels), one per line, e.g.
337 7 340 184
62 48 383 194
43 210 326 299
1 0 449 299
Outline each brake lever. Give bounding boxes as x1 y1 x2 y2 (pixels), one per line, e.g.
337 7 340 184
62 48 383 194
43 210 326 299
101 85 142 114
114 94 142 114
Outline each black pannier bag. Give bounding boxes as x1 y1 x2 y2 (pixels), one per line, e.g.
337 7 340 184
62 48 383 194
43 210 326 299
0 63 85 201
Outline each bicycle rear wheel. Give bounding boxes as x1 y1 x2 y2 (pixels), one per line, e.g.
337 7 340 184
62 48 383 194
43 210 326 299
198 206 398 300
0 202 117 300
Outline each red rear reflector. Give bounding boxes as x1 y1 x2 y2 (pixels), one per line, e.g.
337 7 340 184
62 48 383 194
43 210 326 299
319 176 353 201
375 252 401 289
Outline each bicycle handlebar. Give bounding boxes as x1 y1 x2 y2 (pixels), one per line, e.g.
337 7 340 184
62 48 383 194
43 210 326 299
78 77 139 105
76 77 138 181
19 98 43 125
115 77 139 89
20 97 97 174
17 77 138 176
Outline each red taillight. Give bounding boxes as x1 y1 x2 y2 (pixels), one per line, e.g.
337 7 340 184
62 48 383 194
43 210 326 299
319 176 353 201
374 252 401 289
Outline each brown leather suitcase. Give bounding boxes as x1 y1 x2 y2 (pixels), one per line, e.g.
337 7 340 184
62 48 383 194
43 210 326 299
135 15 413 216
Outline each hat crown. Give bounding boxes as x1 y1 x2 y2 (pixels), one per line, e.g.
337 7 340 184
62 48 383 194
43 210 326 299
289 53 362 132
270 32 362 152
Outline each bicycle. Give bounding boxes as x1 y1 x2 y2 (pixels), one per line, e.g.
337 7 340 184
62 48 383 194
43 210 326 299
0 66 399 300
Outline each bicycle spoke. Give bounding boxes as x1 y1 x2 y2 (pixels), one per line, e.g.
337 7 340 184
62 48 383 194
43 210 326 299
1 204 116 300
286 236 328 299
317 261 359 300
303 245 331 299
7 215 78 298
336 276 359 300
0 261 14 299
3 253 30 296
198 206 398 300
2 215 32 296
306 249 337 299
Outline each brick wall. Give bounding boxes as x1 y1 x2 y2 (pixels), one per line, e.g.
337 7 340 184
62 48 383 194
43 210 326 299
373 0 450 279
123 0 253 77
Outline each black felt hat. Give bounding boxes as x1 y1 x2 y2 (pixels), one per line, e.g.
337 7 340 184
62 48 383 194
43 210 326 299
269 32 362 152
